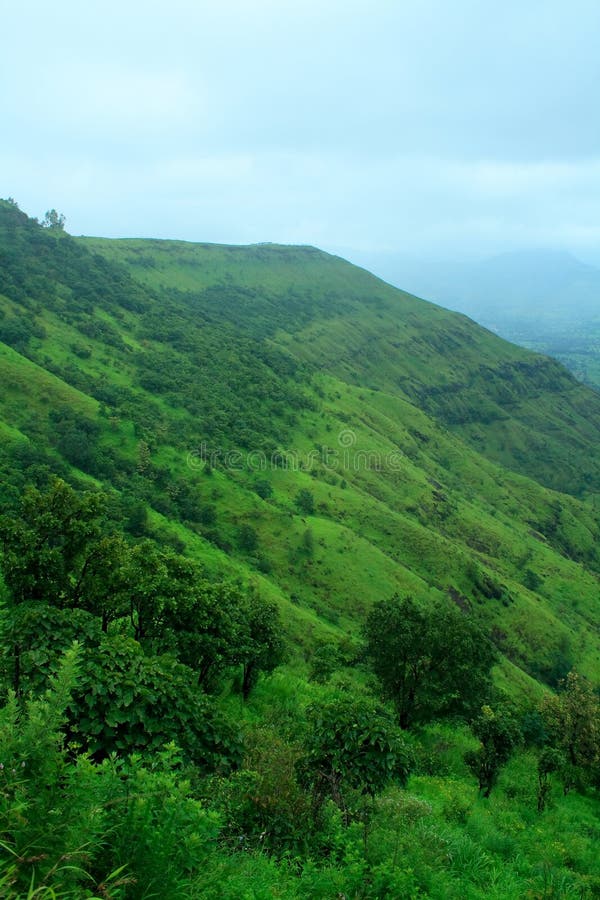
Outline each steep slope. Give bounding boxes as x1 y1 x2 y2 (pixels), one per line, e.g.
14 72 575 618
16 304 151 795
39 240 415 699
1 200 600 692
82 236 600 497
351 248 600 390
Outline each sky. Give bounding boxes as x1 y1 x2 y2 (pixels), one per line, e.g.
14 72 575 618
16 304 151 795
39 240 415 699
2 0 600 265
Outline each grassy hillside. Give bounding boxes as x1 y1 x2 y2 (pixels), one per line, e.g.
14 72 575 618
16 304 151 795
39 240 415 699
0 201 599 684
82 235 600 497
2 200 600 896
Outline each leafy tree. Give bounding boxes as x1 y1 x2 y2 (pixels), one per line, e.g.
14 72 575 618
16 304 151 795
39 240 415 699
162 580 245 688
198 503 217 526
0 316 37 351
298 695 412 824
69 534 133 629
131 544 208 645
0 478 107 607
540 670 600 787
253 478 273 499
236 594 285 699
69 633 242 769
520 708 549 748
122 495 149 536
237 523 259 552
41 208 66 230
537 747 565 813
295 488 315 515
302 528 315 557
522 568 543 592
364 595 495 729
309 638 357 683
465 705 521 797
0 482 193 643
0 601 102 695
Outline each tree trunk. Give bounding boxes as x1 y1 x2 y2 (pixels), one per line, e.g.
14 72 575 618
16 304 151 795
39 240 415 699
242 661 255 700
13 642 21 695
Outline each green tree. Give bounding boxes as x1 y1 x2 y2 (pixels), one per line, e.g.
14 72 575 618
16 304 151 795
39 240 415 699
540 670 600 789
465 705 521 797
301 528 315 557
295 488 315 515
364 595 495 729
41 208 66 230
69 633 242 768
0 601 102 695
0 480 117 692
70 534 132 630
537 747 565 812
0 478 107 607
237 523 259 552
253 478 273 499
118 541 199 644
163 580 245 688
122 495 149 536
236 594 285 699
298 695 412 824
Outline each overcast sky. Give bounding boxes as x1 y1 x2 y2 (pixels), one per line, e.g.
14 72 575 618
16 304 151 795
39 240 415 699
2 0 600 264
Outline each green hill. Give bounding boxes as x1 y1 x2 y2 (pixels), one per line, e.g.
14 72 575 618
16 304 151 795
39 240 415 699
2 199 600 897
0 200 599 684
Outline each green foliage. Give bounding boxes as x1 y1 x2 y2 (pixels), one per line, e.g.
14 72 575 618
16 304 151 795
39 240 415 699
537 746 566 812
309 638 357 684
0 643 108 895
295 489 315 515
1 202 600 695
97 745 221 900
301 527 314 557
298 695 412 822
41 210 66 231
465 705 521 797
522 567 543 591
0 601 102 695
0 480 285 706
364 595 495 729
207 725 314 854
540 671 600 790
0 478 107 607
0 645 222 899
237 523 258 552
236 594 285 700
253 478 273 499
69 634 242 769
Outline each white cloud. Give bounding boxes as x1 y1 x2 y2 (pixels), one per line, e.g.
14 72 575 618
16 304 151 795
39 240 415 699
3 1 600 258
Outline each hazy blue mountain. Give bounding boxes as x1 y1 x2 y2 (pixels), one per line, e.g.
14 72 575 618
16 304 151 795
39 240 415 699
351 248 600 387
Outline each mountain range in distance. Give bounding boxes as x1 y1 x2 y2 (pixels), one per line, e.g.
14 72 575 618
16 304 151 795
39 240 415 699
349 248 600 389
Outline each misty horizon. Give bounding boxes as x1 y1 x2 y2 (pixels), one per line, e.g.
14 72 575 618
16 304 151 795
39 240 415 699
3 1 600 270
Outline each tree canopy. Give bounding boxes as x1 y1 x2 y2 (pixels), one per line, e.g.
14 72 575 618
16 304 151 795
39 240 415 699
363 594 496 729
